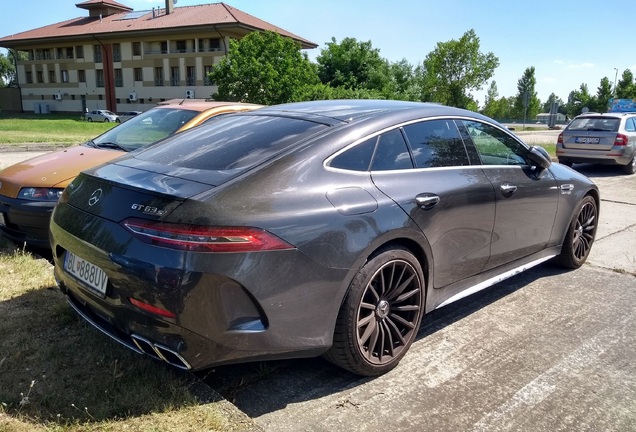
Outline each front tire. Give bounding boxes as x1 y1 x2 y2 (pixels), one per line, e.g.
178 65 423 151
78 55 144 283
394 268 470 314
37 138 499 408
555 195 597 269
325 247 425 376
87 117 93 122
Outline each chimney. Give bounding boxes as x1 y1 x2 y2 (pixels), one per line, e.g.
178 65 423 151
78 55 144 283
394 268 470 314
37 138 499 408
165 0 174 14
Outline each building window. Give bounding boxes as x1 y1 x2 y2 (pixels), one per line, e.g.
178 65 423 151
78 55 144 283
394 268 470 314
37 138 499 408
204 65 213 85
160 41 168 54
113 43 121 62
78 70 86 83
27 50 34 61
154 67 164 86
62 70 69 83
36 71 43 83
94 45 102 63
26 71 33 83
209 38 221 51
176 40 186 53
170 66 180 86
132 42 142 56
96 69 104 87
134 68 143 82
76 45 84 58
56 47 74 59
114 68 123 87
186 66 195 85
35 49 52 60
48 70 56 83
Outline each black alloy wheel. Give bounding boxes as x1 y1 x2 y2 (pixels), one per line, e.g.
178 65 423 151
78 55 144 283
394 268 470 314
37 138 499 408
556 195 597 269
325 247 425 376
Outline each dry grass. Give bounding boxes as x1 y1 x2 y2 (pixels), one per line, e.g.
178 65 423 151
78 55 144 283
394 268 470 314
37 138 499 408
0 236 260 432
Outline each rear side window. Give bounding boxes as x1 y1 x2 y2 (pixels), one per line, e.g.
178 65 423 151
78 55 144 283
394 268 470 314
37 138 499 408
370 129 414 171
402 119 470 168
136 115 327 171
567 117 620 132
625 117 636 132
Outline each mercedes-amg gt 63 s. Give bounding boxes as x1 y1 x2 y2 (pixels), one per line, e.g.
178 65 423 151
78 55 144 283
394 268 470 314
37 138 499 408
50 100 599 376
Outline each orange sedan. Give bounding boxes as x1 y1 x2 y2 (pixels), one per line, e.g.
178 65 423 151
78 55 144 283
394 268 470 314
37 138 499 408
0 101 262 248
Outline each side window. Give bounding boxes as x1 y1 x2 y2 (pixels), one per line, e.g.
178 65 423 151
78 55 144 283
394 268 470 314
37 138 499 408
462 121 527 166
330 137 376 171
370 129 414 171
402 119 470 168
625 117 636 132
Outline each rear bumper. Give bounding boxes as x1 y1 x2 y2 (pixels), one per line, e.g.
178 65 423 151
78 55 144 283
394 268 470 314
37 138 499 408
556 146 634 166
0 195 54 248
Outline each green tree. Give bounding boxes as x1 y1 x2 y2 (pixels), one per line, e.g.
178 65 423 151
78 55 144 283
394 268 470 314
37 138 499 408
615 69 636 99
385 59 422 101
316 37 389 93
541 93 565 114
420 29 499 109
482 81 500 118
0 51 16 87
565 83 592 118
512 67 541 121
593 77 613 112
208 31 319 105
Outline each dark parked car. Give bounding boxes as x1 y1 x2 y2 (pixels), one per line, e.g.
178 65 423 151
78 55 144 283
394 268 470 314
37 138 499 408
50 100 599 376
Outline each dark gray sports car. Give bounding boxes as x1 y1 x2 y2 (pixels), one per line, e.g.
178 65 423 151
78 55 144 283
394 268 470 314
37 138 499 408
50 100 599 376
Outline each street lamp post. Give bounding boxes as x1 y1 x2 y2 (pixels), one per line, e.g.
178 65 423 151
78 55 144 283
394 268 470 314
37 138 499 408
613 67 619 97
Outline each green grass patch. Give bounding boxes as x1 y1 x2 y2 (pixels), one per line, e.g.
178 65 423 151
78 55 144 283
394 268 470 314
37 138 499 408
0 114 115 146
0 235 259 432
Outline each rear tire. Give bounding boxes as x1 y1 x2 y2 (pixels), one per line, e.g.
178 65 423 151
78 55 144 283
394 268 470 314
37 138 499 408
622 157 635 174
555 196 597 269
324 247 425 376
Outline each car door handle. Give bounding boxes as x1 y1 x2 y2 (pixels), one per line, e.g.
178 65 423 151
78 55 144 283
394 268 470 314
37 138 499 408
415 194 440 209
500 183 517 195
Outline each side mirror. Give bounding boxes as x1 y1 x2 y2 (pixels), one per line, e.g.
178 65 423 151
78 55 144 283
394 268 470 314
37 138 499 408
527 145 552 171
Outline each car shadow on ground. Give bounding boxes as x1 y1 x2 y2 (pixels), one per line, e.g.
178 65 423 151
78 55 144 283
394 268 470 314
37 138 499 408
198 261 570 418
569 163 628 178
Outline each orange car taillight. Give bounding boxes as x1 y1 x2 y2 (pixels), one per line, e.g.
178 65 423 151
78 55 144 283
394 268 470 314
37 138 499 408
121 218 295 253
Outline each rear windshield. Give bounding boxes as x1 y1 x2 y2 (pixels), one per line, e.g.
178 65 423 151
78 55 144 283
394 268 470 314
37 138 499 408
134 115 328 172
567 117 620 132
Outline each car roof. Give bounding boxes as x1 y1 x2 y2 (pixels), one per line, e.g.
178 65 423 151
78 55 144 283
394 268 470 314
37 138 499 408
255 99 485 123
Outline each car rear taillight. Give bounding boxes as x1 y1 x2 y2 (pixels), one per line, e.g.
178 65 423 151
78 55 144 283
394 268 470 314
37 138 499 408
128 297 176 319
614 133 628 146
557 132 564 144
121 218 295 252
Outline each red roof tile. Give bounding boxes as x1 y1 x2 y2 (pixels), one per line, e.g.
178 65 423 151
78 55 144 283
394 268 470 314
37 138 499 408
0 2 317 49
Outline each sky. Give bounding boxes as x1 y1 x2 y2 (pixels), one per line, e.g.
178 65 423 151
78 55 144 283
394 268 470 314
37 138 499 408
1 0 635 106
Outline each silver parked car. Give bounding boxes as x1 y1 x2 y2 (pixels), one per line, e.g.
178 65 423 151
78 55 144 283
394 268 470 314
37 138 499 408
557 112 636 174
85 109 120 123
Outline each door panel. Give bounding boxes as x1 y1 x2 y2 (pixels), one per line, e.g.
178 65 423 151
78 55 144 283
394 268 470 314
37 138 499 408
372 168 495 288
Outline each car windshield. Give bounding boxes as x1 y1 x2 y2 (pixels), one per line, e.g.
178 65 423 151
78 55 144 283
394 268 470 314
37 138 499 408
90 107 200 152
567 117 620 132
135 114 328 173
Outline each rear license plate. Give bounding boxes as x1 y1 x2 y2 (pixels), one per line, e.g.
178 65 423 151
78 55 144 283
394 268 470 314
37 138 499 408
0 212 5 227
64 251 109 296
575 136 600 144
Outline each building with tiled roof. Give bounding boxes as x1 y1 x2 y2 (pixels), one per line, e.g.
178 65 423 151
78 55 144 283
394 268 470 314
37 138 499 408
0 0 316 114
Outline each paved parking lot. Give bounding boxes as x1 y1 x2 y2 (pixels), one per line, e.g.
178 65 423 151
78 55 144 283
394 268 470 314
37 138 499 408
3 149 635 431
203 164 636 432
